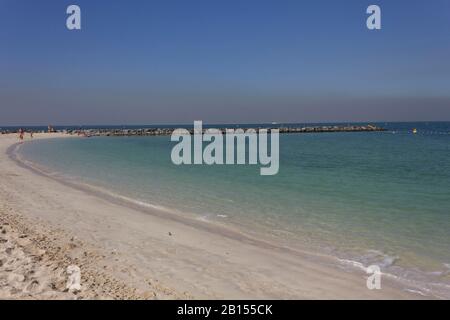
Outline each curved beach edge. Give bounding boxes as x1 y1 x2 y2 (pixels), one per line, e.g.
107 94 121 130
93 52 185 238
0 133 425 299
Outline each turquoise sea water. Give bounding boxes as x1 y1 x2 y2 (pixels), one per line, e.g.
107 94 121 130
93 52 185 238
18 122 450 297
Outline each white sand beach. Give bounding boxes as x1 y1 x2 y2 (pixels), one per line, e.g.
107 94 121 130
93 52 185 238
0 133 422 299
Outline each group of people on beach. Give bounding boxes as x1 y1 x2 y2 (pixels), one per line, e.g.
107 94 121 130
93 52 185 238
17 125 57 141
18 128 33 141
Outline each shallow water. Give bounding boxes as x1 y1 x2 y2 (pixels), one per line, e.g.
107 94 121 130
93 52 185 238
18 122 450 297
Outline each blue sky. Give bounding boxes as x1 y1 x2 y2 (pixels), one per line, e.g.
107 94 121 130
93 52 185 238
1 0 450 125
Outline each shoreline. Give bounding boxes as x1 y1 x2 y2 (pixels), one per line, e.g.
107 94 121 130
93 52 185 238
9 140 335 264
0 133 425 299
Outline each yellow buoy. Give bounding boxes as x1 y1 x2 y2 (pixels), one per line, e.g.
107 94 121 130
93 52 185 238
413 128 417 134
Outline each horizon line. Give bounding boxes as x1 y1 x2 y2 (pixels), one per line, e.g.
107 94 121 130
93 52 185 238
1 120 450 128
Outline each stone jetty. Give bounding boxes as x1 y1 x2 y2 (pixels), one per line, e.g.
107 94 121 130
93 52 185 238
1 124 386 136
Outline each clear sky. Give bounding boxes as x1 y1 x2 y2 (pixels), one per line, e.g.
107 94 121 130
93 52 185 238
1 0 449 125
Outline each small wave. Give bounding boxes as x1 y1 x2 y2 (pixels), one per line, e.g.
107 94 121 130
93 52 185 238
197 215 210 222
336 258 366 271
356 249 399 268
336 250 450 299
403 288 428 296
337 250 401 275
379 255 399 268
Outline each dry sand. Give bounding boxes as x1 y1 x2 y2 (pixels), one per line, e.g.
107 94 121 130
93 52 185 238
0 133 422 299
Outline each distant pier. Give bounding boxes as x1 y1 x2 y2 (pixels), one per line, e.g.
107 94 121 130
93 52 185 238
1 125 386 136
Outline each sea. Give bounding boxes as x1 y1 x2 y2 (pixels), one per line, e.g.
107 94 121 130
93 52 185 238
14 122 450 298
